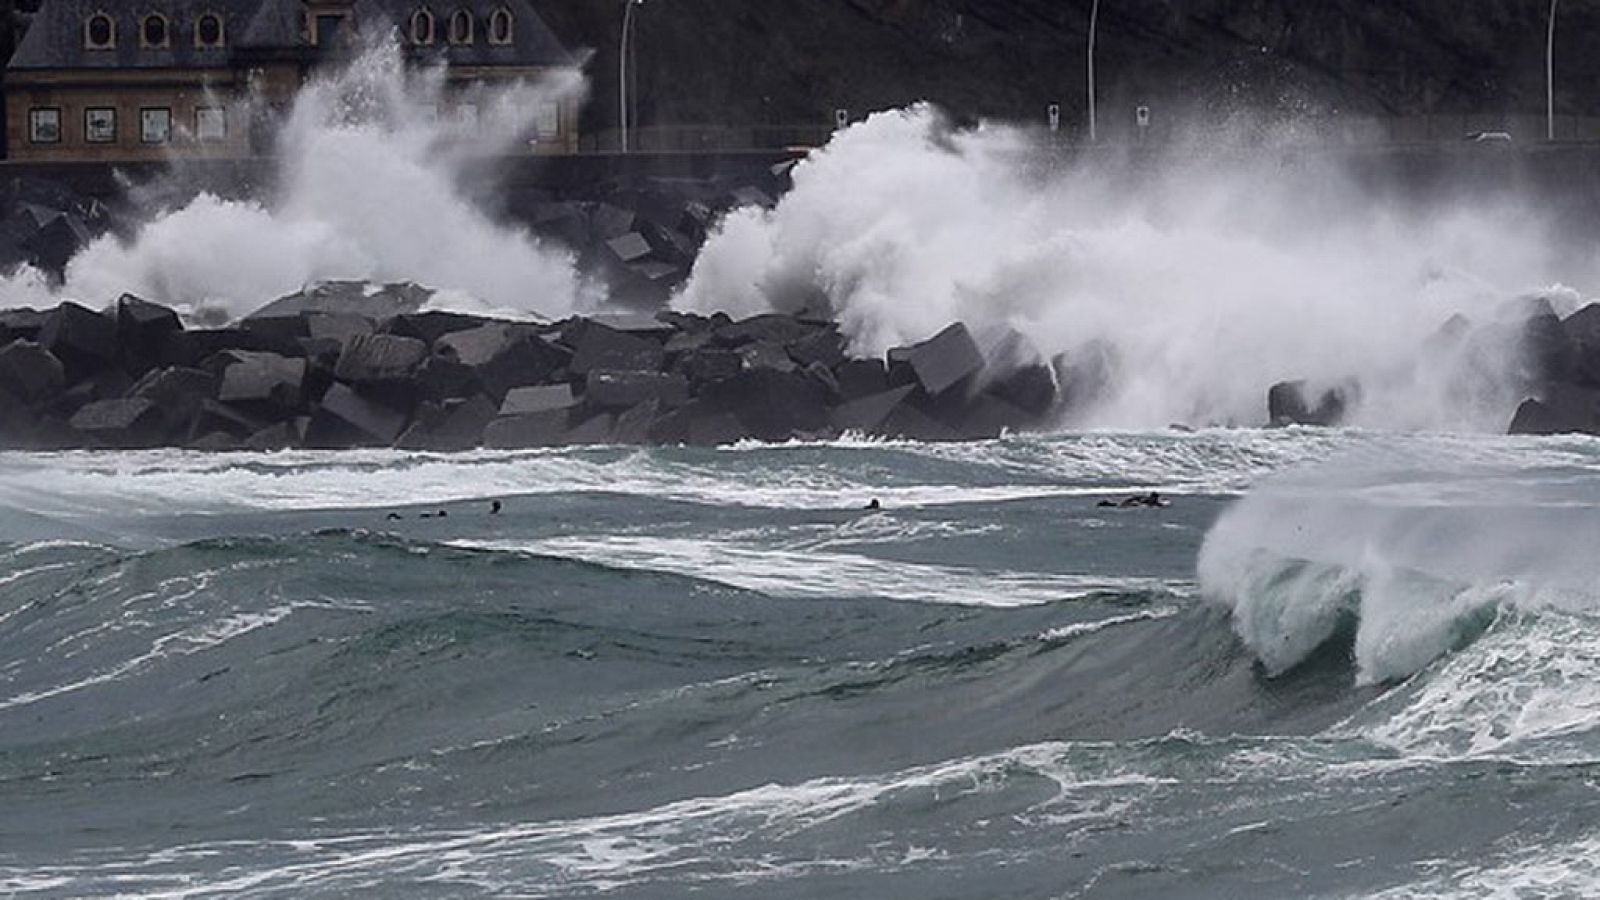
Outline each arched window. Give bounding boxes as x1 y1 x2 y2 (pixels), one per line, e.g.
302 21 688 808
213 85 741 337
410 8 435 44
84 12 116 50
488 7 513 45
141 13 170 49
195 13 225 48
448 9 473 44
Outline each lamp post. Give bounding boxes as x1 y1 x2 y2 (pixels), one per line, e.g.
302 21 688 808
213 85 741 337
1548 0 1559 141
620 0 646 153
1087 0 1101 143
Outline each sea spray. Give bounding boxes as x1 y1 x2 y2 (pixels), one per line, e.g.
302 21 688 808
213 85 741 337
677 104 1582 429
5 38 591 320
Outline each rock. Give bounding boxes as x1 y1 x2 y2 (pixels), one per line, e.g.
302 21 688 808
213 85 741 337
305 383 409 447
307 313 375 346
612 399 662 444
128 366 217 436
835 358 890 402
414 355 481 403
397 395 497 451
499 384 578 416
237 314 310 344
1563 303 1600 386
217 352 308 413
1508 385 1600 435
434 323 569 400
1520 310 1578 385
585 370 690 409
248 280 433 320
69 397 164 447
986 362 1057 416
188 431 244 451
192 399 267 439
713 313 813 348
161 328 292 369
0 340 65 405
677 346 743 384
1268 380 1354 427
606 232 653 264
903 323 985 397
565 412 615 445
832 385 916 433
483 408 575 448
244 420 303 451
879 402 963 442
0 309 47 345
115 294 182 368
739 340 798 374
21 213 92 275
567 322 665 376
381 311 494 345
335 333 428 385
38 302 117 380
704 368 831 440
789 329 847 368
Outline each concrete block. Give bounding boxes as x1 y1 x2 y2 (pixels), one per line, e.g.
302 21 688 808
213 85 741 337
0 339 65 405
568 323 664 376
335 333 428 385
69 397 164 447
905 322 984 396
500 384 577 416
306 383 409 447
585 369 690 409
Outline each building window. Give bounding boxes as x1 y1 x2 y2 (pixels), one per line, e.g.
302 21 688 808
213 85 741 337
535 102 559 138
195 107 227 142
29 108 62 144
315 13 349 46
488 8 513 45
448 9 473 44
85 108 117 143
141 107 172 143
141 13 170 49
410 8 434 44
84 13 116 49
196 13 225 48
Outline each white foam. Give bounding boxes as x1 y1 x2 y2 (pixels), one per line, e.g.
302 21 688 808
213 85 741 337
452 535 1171 607
678 105 1584 430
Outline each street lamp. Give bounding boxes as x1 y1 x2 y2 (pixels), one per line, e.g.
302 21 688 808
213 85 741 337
1547 0 1559 141
620 0 646 153
1087 0 1101 143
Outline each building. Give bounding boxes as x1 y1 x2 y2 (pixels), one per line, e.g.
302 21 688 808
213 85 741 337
4 0 580 162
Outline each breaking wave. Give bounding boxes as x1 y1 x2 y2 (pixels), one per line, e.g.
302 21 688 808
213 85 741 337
1199 440 1600 685
3 38 590 320
677 104 1589 429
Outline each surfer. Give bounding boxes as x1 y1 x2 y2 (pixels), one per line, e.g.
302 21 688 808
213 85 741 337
1097 492 1169 509
864 498 882 511
491 500 502 515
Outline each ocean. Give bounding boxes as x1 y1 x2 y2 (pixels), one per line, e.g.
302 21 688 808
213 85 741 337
2 428 1596 898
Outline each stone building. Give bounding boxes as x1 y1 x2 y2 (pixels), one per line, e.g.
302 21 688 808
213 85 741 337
4 0 579 162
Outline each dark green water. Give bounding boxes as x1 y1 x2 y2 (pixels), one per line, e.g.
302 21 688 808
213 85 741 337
2 431 1598 898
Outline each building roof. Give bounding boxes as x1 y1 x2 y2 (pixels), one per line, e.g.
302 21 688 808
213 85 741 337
9 0 575 71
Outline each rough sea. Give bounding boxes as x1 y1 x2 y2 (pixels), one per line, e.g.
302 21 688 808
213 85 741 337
1 428 1597 898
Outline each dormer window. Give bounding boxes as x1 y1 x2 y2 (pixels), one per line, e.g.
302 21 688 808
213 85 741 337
141 13 170 49
195 13 225 48
488 7 513 45
410 8 435 45
84 13 116 50
448 9 473 44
